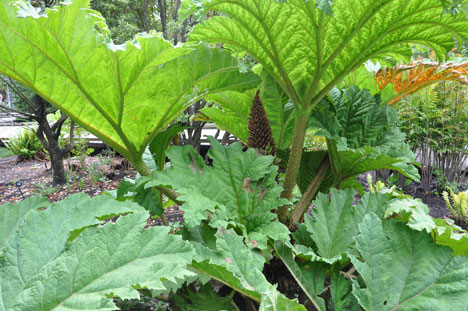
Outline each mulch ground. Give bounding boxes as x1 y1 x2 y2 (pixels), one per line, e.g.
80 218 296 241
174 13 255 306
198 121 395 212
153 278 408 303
0 155 184 224
0 155 463 222
0 155 135 203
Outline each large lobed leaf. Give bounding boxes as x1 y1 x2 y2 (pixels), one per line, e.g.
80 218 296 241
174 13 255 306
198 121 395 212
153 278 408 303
191 229 302 308
0 0 260 165
0 196 49 251
385 198 468 256
302 189 392 262
145 138 289 249
329 267 361 311
303 87 419 194
273 242 327 311
190 0 468 109
351 213 468 310
172 283 236 311
0 194 144 311
13 213 195 311
259 285 306 311
202 90 255 143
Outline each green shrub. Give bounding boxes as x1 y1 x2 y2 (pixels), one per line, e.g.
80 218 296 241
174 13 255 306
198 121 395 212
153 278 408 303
398 82 468 192
5 128 43 160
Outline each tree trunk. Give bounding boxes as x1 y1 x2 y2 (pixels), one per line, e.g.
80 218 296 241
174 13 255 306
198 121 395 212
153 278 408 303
48 139 66 184
34 95 73 185
171 0 182 44
375 169 390 183
138 0 151 32
157 0 168 39
1 79 73 185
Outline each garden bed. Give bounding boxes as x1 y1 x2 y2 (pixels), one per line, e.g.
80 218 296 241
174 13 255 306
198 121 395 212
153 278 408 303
0 155 134 203
1 155 462 222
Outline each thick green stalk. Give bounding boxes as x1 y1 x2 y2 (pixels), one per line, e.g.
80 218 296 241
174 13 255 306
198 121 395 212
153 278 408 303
278 113 309 223
290 157 330 225
133 157 152 176
132 156 184 205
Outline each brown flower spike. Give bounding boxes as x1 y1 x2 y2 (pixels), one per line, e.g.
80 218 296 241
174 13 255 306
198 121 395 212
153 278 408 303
247 90 276 155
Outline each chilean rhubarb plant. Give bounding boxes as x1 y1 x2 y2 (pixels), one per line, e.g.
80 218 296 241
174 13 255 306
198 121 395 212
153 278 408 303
2 0 468 310
189 0 468 222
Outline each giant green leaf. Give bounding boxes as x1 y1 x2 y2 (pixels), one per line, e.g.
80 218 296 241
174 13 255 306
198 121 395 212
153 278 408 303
0 196 49 252
259 285 307 311
329 266 360 311
313 87 389 149
261 73 296 149
385 198 468 256
273 241 327 311
191 229 301 308
351 214 468 310
12 213 195 311
190 260 262 302
212 229 268 293
0 0 260 168
172 283 236 311
202 90 255 143
304 189 391 261
303 87 419 194
296 150 331 194
191 228 269 302
0 193 143 311
149 123 189 171
146 138 289 249
190 0 468 111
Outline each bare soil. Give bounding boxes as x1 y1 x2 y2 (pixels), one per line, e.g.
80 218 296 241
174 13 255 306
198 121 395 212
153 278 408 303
0 155 184 224
0 155 134 204
1 155 460 223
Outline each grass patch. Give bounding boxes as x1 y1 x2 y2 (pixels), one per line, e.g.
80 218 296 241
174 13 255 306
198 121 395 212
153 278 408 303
0 147 14 158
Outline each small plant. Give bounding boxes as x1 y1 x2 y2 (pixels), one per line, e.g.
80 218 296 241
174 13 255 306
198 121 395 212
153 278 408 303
5 128 43 160
435 168 460 193
33 182 60 197
442 187 468 226
367 174 387 193
98 147 115 167
367 173 412 200
87 162 107 184
65 167 78 192
71 138 94 170
78 178 84 191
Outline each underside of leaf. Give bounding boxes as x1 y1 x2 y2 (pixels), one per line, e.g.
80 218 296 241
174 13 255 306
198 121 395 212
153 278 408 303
0 0 260 167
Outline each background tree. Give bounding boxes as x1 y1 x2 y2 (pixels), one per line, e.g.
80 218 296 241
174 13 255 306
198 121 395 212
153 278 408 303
90 0 204 44
0 78 75 184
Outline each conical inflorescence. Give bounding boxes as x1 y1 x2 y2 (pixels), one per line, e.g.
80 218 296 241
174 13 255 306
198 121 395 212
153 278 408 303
248 90 276 155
